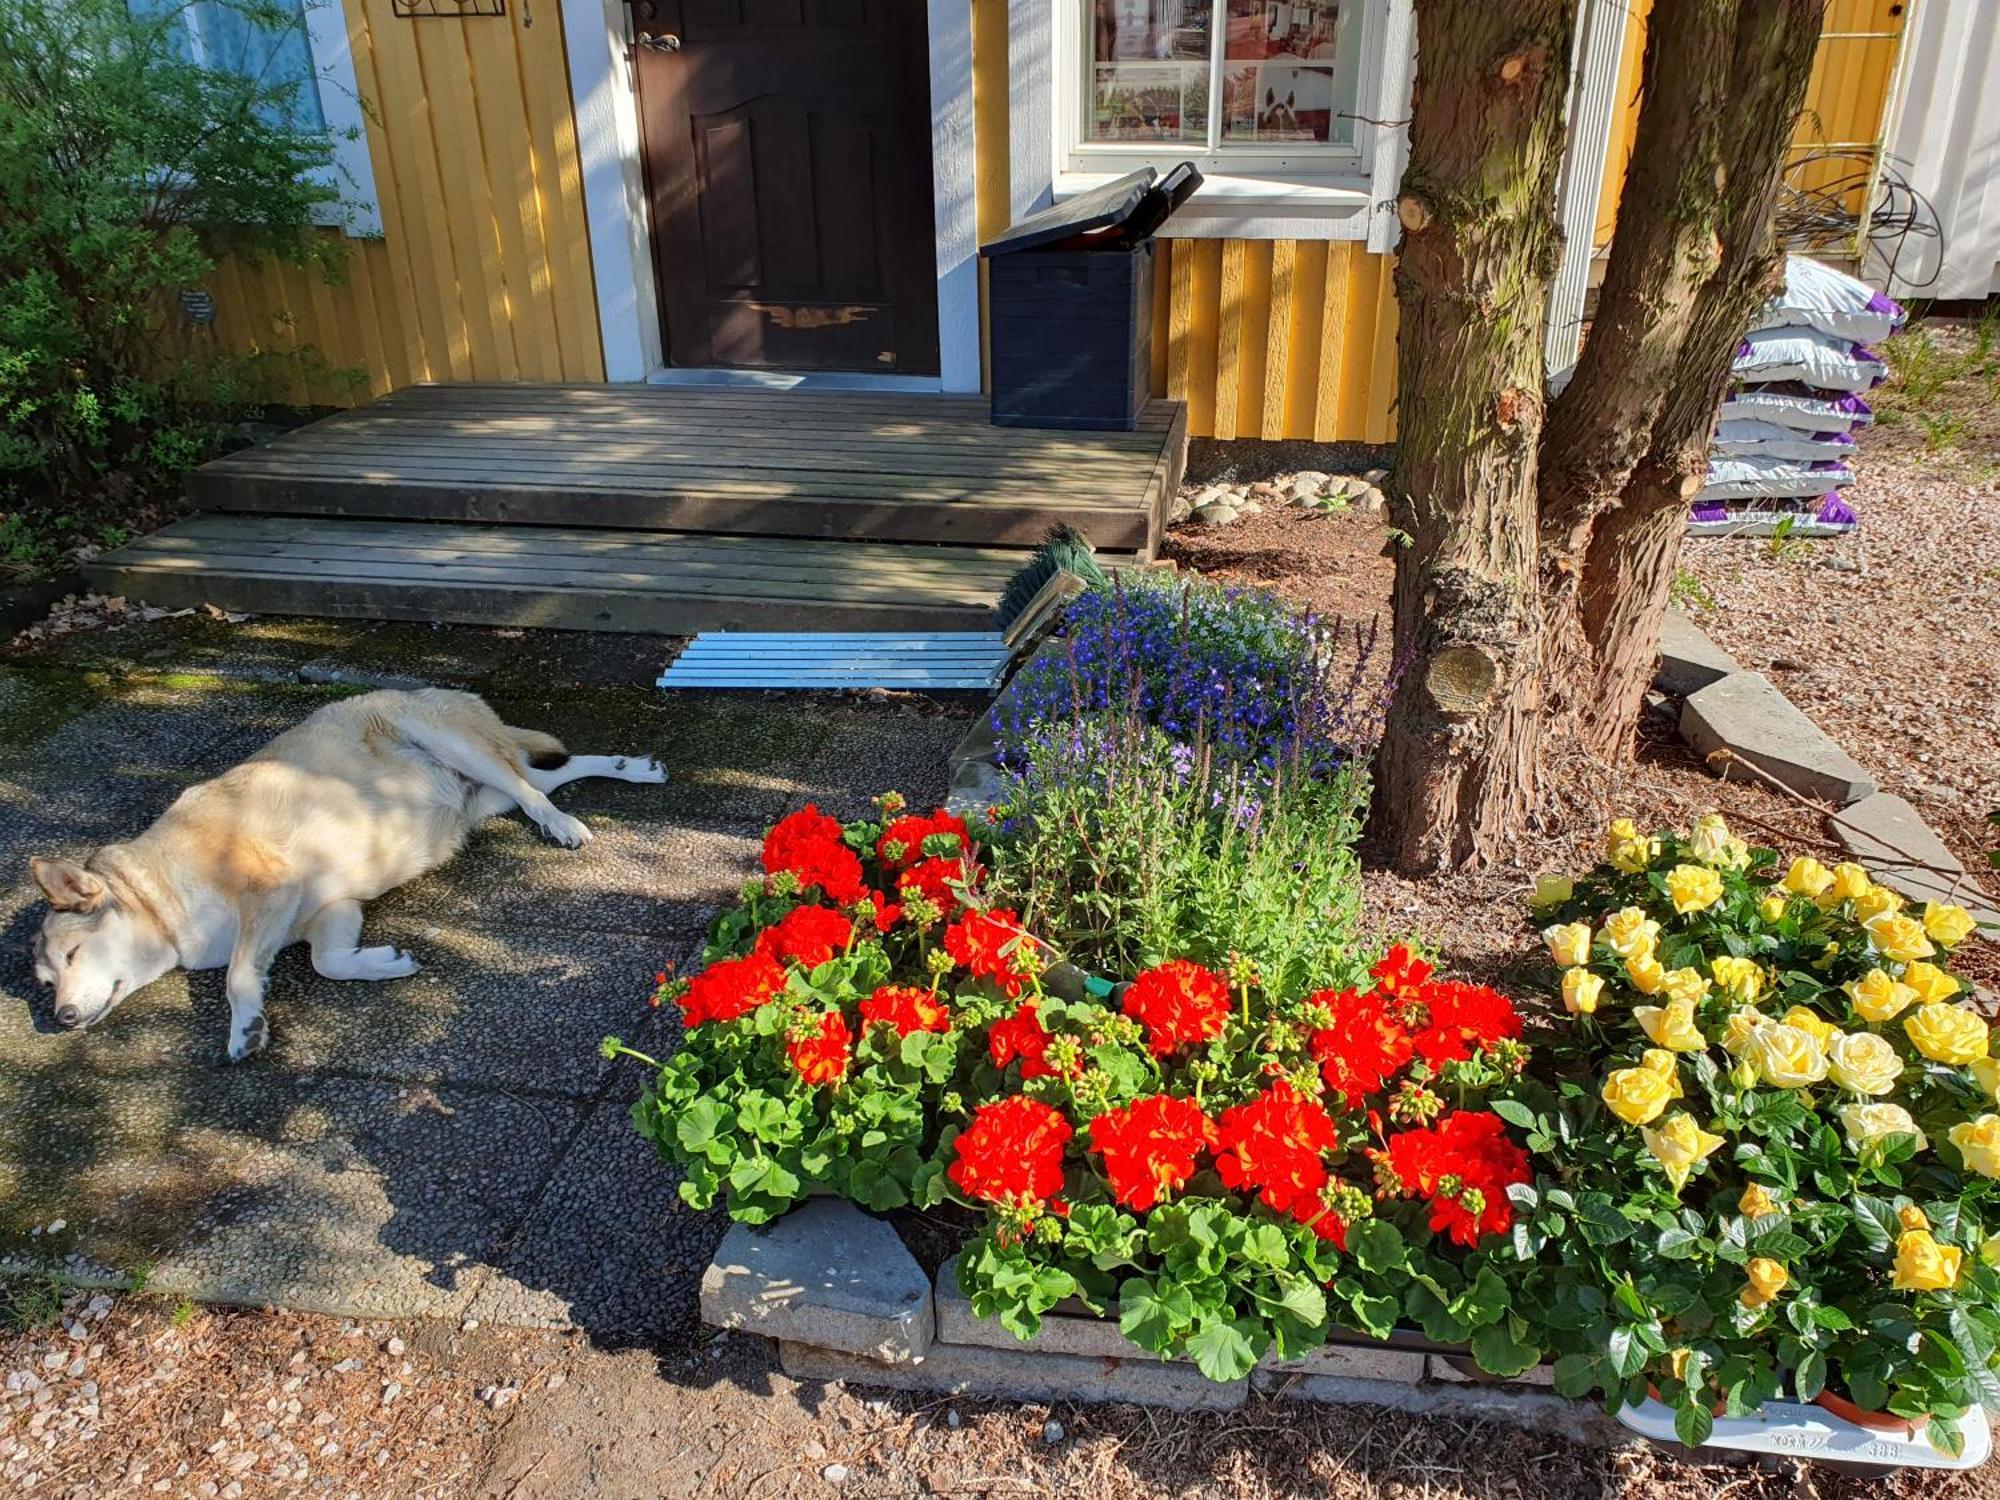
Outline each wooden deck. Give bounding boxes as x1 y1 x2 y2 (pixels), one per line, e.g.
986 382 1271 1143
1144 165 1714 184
87 384 1186 636
191 385 1186 555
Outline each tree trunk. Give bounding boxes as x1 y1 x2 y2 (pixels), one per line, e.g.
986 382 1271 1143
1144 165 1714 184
1574 0 1826 757
1370 0 1574 872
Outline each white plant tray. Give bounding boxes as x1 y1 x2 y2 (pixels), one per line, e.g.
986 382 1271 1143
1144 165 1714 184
1615 1396 1991 1470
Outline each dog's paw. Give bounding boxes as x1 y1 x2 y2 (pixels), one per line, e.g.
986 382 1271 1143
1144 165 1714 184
540 810 593 848
614 755 668 785
355 945 421 980
227 1013 270 1064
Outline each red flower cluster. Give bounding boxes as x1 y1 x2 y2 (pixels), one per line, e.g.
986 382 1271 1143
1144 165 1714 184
754 904 853 969
988 1001 1075 1079
1089 1094 1216 1212
1381 1110 1529 1248
761 805 866 905
679 951 787 1027
1309 947 1521 1101
859 890 904 933
948 1095 1072 1207
1121 959 1232 1056
945 908 1030 998
786 1010 852 1085
876 810 969 871
1214 1080 1337 1220
858 984 952 1037
898 854 979 918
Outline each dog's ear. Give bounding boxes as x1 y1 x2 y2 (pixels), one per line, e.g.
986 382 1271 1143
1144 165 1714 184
29 857 105 912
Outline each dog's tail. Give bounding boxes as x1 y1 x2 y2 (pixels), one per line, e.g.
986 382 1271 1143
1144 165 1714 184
511 726 569 770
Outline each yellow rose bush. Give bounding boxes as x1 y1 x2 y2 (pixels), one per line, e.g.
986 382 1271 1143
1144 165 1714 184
1500 815 2000 1452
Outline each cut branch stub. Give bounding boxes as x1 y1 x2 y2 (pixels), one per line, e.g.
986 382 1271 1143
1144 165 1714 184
1397 195 1433 234
1425 645 1504 718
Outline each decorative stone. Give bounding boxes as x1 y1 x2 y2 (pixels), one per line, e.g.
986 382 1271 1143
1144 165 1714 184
1834 793 2000 927
1238 498 1264 515
699 1198 933 1363
1679 673 1877 806
1190 484 1233 510
944 757 1002 818
1654 608 1741 698
1192 503 1241 527
1354 485 1386 512
780 1338 1248 1412
1286 476 1324 504
1363 467 1389 484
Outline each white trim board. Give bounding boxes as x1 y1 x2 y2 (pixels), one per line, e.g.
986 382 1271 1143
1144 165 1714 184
560 0 980 390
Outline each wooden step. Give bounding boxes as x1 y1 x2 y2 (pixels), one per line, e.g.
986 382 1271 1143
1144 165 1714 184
85 516 1021 635
191 385 1187 557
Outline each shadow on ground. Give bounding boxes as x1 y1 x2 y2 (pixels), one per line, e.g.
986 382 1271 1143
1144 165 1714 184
0 617 970 1364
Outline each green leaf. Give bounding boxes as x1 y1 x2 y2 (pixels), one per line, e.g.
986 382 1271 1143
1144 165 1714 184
675 1097 733 1154
1469 1320 1539 1378
1850 1194 1900 1253
1606 1325 1647 1380
1552 1352 1602 1398
1118 1276 1195 1352
1674 1401 1714 1448
1655 1227 1700 1260
1185 1316 1264 1382
1792 1350 1827 1402
1490 1099 1537 1130
1348 1220 1407 1276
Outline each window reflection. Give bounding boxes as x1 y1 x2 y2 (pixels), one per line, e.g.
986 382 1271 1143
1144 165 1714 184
1221 0 1349 145
1089 0 1211 142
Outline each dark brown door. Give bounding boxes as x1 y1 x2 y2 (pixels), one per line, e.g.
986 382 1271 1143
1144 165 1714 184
631 0 940 375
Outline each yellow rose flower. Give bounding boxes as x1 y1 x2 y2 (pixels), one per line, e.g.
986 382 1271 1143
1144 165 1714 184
1948 1115 2000 1178
1898 1204 1930 1232
1599 906 1661 961
1740 1257 1789 1308
1827 862 1872 904
1903 961 1961 1006
1688 814 1736 866
1780 1005 1840 1048
1543 921 1594 969
1845 968 1919 1024
1641 1048 1686 1097
1641 1111 1726 1191
1739 1182 1780 1219
1530 874 1574 912
1634 997 1705 1052
1720 1007 1770 1056
1923 902 1977 948
1982 1232 2000 1268
1667 1347 1691 1383
1664 864 1725 915
1782 857 1835 898
1853 884 1905 925
1839 1101 1926 1152
1759 894 1789 924
1602 1062 1675 1126
1905 1003 1989 1066
1606 817 1640 852
1662 967 1713 1006
1744 1023 1829 1089
1626 953 1667 996
1867 912 1936 965
1710 955 1764 1004
1969 1057 2000 1101
1826 1032 1902 1096
1562 967 1604 1017
1891 1229 1963 1293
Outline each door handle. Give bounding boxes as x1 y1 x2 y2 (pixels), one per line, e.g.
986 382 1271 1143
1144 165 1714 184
635 32 681 50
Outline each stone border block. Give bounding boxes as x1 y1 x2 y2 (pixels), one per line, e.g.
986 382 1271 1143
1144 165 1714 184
780 1337 1249 1412
1256 1368 1627 1444
1427 1353 1555 1388
1654 609 1742 698
699 1198 932 1364
1680 672 1877 806
1835 792 2000 929
935 1255 1156 1361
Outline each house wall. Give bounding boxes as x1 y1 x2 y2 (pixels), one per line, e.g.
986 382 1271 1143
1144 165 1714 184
213 0 604 400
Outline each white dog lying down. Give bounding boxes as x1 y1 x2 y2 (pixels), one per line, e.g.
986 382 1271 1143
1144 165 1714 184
28 687 663 1062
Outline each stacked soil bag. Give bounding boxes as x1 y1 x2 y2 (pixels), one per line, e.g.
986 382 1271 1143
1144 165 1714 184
1690 258 1903 538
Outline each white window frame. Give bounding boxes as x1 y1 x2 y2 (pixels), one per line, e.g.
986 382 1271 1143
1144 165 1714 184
1021 0 1412 242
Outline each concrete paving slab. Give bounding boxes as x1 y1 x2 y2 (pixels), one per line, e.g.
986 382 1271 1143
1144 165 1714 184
1655 609 1741 698
780 1337 1249 1412
1834 792 2000 928
1680 672 1878 806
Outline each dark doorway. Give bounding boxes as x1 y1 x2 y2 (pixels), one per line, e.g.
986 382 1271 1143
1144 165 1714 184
630 0 941 375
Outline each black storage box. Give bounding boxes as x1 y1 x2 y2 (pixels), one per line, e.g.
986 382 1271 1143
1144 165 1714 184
982 165 1200 432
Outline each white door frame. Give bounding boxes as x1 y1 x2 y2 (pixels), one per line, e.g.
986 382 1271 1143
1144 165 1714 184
561 0 981 391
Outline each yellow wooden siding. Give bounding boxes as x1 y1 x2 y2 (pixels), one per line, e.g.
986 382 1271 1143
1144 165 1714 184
210 0 603 402
1598 0 1907 249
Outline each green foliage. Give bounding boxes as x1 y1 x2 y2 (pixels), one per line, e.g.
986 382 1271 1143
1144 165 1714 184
1 1274 64 1333
0 0 352 575
1667 568 1716 615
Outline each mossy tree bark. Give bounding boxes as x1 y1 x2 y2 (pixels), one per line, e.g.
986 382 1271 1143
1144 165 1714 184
1374 0 1826 871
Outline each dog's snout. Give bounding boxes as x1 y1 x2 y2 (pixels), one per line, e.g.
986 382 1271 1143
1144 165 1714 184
55 1004 82 1029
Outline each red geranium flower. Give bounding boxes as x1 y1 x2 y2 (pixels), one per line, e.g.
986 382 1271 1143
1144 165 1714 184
754 904 854 969
987 1001 1075 1078
1370 944 1435 997
1309 986 1416 1103
948 1095 1072 1207
858 984 952 1037
761 805 867 905
898 854 979 917
1213 1080 1337 1217
1121 959 1232 1056
786 1009 852 1085
876 810 970 871
678 951 787 1027
858 890 904 933
1382 1109 1529 1248
1409 980 1523 1072
945 908 1030 997
1089 1095 1216 1212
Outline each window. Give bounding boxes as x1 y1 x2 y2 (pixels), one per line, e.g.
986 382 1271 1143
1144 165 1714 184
1073 0 1373 179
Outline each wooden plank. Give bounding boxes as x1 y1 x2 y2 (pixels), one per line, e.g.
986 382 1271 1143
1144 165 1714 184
1366 258 1400 444
1212 239 1246 441
465 14 562 382
1314 242 1352 442
1283 242 1326 440
1166 244 1194 401
1262 241 1296 442
1335 249 1381 441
